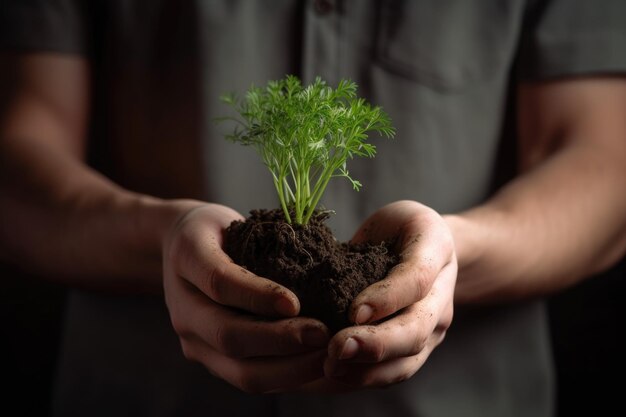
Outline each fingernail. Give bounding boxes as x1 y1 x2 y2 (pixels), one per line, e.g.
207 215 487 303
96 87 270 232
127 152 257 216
355 304 374 324
339 337 359 360
273 296 296 316
301 327 329 348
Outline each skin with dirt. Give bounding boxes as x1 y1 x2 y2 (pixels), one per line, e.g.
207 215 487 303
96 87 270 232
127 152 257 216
223 209 399 332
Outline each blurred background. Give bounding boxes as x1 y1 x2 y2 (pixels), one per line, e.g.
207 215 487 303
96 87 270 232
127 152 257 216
2 255 624 416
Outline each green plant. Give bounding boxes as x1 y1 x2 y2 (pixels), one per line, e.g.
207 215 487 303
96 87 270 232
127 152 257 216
219 75 395 225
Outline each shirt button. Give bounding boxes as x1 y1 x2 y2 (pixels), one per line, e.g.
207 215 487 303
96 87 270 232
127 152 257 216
314 0 334 15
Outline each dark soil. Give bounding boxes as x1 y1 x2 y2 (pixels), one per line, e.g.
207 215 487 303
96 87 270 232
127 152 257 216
223 208 399 333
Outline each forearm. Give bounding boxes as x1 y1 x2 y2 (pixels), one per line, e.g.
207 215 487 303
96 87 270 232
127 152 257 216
0 133 202 293
446 139 626 303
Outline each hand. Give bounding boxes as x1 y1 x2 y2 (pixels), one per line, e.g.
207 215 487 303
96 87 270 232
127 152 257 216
162 203 330 393
322 200 457 388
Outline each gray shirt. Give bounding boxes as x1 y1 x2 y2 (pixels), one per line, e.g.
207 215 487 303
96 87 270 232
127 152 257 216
2 1 625 416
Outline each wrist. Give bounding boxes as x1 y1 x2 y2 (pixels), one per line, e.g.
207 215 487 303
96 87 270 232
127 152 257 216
442 213 483 274
75 193 206 294
126 195 207 267
443 208 509 303
126 195 205 250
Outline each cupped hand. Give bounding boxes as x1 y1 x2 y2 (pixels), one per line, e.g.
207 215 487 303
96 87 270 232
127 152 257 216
162 203 330 393
323 200 457 388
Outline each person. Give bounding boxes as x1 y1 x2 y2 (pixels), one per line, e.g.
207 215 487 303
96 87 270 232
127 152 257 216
1 1 625 416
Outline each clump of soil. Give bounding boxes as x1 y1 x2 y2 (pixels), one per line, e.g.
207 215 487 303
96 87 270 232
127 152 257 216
223 208 399 332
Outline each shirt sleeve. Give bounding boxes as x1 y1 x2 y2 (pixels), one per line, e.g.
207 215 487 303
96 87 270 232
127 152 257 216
517 0 626 80
0 0 90 55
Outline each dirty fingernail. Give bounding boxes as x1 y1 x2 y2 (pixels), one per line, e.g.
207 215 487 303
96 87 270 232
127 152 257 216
301 327 329 348
355 304 374 324
339 337 359 360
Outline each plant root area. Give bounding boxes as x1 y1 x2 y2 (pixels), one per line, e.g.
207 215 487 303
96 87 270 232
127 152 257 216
224 209 399 333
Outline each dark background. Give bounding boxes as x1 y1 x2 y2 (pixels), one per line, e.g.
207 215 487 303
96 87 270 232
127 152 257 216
1 256 624 416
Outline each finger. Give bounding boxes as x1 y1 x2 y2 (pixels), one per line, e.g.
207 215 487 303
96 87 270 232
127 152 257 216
182 337 326 394
171 224 299 317
323 341 442 388
333 261 455 363
172 282 329 357
350 200 436 246
349 224 455 325
328 301 451 364
324 262 455 387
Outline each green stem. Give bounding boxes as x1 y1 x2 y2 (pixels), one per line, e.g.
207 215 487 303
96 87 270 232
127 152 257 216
275 175 292 223
294 161 304 224
303 163 336 224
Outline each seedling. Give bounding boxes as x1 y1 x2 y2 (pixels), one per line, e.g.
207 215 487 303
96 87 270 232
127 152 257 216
219 75 395 225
